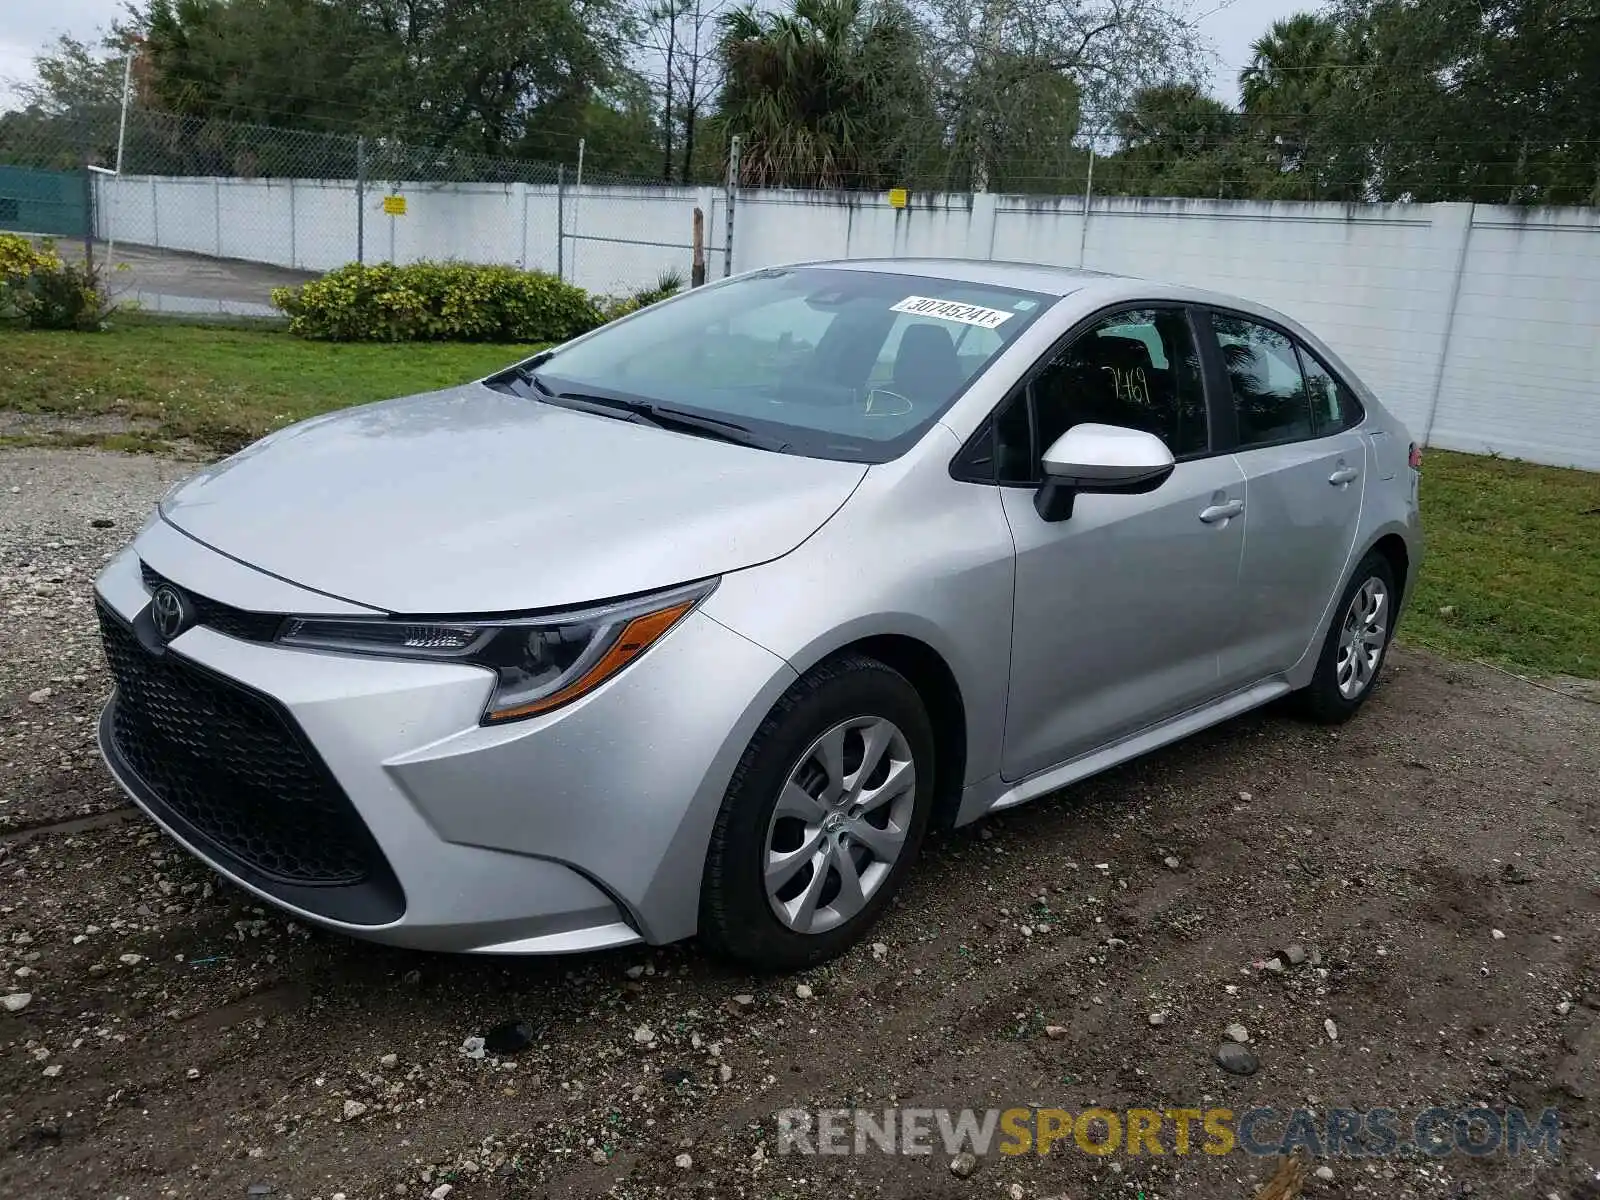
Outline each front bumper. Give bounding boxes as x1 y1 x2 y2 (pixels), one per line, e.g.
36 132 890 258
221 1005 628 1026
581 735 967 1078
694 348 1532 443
93 535 796 953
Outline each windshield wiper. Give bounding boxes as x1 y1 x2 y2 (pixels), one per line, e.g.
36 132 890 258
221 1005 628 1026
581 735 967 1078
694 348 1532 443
487 355 555 398
648 404 789 451
532 383 788 452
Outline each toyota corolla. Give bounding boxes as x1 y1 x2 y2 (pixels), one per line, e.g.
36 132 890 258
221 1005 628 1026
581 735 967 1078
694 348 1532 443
93 260 1422 970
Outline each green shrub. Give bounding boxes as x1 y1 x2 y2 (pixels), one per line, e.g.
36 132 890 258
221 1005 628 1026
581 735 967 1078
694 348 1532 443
0 232 55 278
272 261 604 343
598 269 687 323
0 234 107 331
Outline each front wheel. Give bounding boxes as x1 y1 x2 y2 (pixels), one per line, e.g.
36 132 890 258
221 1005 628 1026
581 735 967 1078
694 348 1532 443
1293 550 1397 723
698 654 935 971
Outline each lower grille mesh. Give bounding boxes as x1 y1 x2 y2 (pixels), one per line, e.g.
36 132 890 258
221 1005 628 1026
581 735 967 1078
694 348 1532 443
98 604 382 886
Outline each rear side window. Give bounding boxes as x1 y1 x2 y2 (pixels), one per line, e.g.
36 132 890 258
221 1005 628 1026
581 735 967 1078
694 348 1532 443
1210 314 1314 447
1298 349 1341 434
1299 348 1365 434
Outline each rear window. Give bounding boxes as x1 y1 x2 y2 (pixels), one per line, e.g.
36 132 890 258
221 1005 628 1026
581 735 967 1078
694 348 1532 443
534 267 1052 462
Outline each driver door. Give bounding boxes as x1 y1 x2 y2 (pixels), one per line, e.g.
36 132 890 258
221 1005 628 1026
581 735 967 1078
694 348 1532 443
997 306 1249 781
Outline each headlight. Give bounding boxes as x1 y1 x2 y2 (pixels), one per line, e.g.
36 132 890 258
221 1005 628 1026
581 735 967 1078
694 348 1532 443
277 579 716 724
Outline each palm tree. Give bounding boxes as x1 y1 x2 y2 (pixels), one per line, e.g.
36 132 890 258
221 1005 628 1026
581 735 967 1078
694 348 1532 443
1239 13 1341 117
715 0 930 188
1238 13 1365 198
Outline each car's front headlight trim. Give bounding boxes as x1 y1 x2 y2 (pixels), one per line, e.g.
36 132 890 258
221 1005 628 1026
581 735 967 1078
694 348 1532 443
277 579 717 724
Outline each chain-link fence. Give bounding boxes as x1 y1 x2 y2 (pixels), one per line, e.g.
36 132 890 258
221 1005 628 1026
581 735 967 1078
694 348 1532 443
0 107 737 300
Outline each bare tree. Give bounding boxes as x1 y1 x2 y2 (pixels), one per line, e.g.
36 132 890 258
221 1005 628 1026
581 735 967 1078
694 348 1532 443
916 0 1213 187
638 0 731 181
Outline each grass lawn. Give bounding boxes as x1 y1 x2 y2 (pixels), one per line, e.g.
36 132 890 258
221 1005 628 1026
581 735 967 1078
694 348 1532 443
1 319 1596 678
0 317 532 454
1409 449 1598 679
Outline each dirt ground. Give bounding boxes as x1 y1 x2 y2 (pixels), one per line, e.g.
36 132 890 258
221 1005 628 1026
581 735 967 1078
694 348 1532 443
1 447 1597 1200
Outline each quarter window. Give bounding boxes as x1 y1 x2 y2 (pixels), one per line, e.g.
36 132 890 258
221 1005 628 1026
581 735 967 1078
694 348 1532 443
1298 348 1341 433
1026 307 1209 469
1211 315 1314 447
1298 348 1364 434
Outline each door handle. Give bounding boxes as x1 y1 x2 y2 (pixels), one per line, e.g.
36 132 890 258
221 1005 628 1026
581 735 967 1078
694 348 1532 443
1199 499 1244 524
1328 466 1360 485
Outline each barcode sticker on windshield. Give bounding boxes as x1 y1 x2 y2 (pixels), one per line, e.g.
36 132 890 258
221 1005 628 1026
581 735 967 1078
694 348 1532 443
890 295 1016 330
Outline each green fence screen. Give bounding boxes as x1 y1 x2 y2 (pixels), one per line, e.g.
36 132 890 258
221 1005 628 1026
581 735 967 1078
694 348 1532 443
0 165 88 237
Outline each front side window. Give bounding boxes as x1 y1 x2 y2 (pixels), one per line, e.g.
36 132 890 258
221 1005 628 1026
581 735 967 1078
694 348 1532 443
1210 314 1314 447
1024 307 1209 473
529 267 1051 463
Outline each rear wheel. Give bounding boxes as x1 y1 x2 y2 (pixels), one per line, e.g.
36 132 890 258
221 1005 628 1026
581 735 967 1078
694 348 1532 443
1293 550 1397 723
699 654 934 971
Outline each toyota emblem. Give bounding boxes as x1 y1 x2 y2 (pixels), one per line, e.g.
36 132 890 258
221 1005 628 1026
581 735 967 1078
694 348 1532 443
149 584 191 642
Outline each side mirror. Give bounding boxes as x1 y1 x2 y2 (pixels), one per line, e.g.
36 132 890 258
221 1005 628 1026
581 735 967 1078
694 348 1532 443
1035 423 1176 522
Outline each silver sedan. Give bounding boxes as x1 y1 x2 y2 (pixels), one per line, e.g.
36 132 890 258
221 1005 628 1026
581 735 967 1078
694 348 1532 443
93 259 1422 970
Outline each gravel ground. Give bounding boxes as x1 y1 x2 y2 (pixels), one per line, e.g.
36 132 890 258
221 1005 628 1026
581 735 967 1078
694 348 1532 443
1 447 1598 1200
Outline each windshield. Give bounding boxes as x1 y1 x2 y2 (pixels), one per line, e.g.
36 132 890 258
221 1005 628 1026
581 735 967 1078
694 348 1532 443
525 267 1053 462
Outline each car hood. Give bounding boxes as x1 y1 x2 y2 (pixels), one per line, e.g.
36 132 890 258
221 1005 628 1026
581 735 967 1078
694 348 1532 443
159 383 867 613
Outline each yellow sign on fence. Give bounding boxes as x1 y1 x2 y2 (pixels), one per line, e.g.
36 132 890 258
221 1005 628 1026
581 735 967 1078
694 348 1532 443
382 195 407 216
887 188 909 209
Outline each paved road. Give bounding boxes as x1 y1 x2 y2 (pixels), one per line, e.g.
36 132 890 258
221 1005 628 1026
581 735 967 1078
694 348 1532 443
52 239 316 315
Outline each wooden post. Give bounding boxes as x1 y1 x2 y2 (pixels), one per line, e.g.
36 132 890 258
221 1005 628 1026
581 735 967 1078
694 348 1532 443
691 207 706 287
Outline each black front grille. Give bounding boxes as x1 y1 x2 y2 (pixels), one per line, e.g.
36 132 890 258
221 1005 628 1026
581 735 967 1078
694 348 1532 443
140 561 284 643
97 604 398 908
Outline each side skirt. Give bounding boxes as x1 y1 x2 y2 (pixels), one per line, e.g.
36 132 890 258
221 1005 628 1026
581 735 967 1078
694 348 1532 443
957 678 1292 824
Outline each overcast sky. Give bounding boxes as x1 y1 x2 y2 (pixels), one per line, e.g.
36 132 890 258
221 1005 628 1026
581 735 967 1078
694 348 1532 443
0 0 1297 112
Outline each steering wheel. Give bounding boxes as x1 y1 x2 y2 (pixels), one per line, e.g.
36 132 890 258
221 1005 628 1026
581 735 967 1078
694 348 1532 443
862 388 914 418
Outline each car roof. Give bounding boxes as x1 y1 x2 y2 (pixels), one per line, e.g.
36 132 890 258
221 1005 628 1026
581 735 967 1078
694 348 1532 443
794 257 1301 329
803 257 1114 297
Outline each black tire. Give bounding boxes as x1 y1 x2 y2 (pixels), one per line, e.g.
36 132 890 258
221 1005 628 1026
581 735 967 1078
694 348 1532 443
699 653 936 971
1292 550 1398 724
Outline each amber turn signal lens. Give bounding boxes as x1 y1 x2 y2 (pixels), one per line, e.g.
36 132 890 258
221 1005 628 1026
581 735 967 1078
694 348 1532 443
485 600 696 722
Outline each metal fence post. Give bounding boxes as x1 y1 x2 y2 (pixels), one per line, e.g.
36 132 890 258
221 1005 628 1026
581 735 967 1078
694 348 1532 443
556 163 565 281
1077 146 1095 268
724 135 741 278
355 135 367 265
572 139 584 284
518 182 529 268
81 162 95 276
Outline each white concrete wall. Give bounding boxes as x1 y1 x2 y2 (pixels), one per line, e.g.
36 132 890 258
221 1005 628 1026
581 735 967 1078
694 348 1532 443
1432 207 1600 467
95 175 715 294
96 175 1600 470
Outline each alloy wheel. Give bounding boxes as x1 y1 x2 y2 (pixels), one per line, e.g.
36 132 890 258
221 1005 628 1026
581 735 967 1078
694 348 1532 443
1335 576 1388 699
763 716 917 935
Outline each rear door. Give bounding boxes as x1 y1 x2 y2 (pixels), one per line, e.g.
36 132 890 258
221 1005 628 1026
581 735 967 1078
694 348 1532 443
1200 310 1367 681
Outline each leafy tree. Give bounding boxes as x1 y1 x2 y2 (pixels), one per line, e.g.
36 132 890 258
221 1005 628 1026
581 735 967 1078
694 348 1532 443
938 52 1083 191
1338 0 1600 204
1238 0 1600 205
1100 83 1259 198
15 34 133 117
141 0 368 130
135 0 646 160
